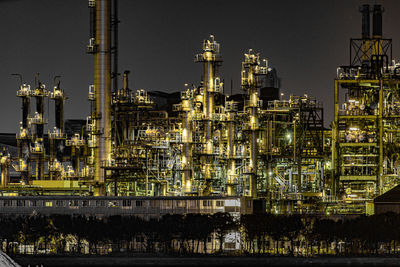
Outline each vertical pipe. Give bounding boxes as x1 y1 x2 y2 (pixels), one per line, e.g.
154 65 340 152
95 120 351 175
35 83 46 180
89 2 96 39
245 55 259 199
162 181 167 196
332 80 339 196
249 86 258 198
202 43 214 195
145 148 149 196
22 98 29 128
36 94 44 138
22 94 30 184
112 0 118 93
54 82 64 131
94 0 111 196
182 102 192 194
293 118 297 191
203 59 213 195
55 84 64 165
378 80 383 194
227 108 235 196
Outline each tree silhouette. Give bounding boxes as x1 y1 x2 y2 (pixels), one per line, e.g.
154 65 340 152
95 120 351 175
211 212 236 253
268 215 285 255
142 218 160 253
240 213 266 253
106 215 126 253
282 215 303 255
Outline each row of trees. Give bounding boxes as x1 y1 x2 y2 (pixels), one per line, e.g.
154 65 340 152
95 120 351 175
0 212 235 255
1 212 400 256
241 212 400 255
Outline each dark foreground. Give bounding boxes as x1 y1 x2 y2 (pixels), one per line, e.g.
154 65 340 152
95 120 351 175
11 255 400 267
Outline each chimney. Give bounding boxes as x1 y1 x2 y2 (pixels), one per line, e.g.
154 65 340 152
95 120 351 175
361 4 370 39
372 4 383 38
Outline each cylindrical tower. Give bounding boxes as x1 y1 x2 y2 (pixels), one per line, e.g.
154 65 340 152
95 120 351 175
194 35 222 195
180 88 193 194
92 0 112 196
31 81 47 180
0 150 10 187
241 50 269 198
49 79 66 180
372 4 383 38
226 101 237 196
16 81 31 184
372 4 383 57
361 4 370 39
360 4 370 67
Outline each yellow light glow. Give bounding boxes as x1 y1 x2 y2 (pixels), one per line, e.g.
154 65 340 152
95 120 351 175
182 129 187 142
207 141 212 154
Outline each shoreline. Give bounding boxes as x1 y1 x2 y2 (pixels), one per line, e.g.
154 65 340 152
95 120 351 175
11 255 400 267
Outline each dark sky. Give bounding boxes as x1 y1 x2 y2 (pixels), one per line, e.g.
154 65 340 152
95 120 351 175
0 0 399 132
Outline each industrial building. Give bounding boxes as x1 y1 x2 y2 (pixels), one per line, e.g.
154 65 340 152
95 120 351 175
332 4 400 214
0 1 398 216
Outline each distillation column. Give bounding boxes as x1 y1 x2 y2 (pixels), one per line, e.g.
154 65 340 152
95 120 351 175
226 101 237 196
49 79 66 180
372 5 384 193
89 0 112 195
195 35 222 195
16 81 31 184
181 90 192 194
241 50 268 198
31 81 47 180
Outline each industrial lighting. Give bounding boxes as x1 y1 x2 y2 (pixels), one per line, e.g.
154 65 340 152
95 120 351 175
325 162 331 169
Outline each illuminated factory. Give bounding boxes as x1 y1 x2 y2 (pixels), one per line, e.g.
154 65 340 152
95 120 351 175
0 1 398 216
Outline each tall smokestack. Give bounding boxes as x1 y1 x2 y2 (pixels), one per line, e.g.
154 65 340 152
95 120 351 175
373 4 383 38
94 0 111 196
361 4 370 39
122 70 130 91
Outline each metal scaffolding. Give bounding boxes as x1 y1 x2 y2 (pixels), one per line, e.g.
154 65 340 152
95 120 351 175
332 4 400 214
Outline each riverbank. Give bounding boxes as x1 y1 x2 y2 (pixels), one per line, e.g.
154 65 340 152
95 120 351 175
11 255 400 267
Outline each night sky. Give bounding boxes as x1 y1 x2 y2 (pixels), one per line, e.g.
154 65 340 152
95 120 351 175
0 0 399 132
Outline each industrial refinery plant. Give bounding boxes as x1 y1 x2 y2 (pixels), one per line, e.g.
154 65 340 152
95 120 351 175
0 1 398 216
